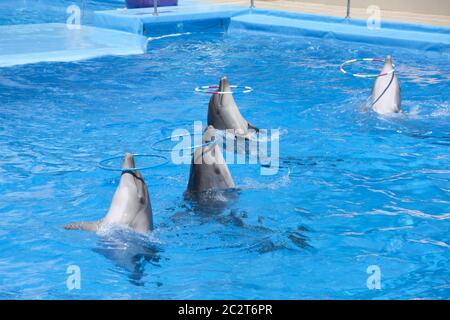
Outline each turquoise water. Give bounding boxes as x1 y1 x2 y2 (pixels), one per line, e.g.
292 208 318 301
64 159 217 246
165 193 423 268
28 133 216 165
0 0 449 299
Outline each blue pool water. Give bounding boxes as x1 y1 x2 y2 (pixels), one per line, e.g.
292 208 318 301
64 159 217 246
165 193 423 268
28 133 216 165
1 1 449 299
0 0 123 26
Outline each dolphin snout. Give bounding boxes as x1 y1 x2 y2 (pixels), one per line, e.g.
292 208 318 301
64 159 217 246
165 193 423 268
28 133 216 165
219 76 229 93
122 153 136 170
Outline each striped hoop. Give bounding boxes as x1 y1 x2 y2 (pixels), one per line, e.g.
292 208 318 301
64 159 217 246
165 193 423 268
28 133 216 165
194 85 253 94
99 154 169 172
340 58 395 79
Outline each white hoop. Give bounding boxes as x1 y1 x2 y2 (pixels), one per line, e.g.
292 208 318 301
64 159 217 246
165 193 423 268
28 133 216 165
194 85 253 94
340 58 395 79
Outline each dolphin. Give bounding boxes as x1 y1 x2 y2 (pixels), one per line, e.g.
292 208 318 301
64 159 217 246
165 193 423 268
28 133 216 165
207 76 258 138
371 55 401 114
64 153 153 234
185 125 235 195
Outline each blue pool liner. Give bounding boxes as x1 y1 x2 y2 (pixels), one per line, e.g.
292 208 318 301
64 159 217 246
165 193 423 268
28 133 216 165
229 11 450 52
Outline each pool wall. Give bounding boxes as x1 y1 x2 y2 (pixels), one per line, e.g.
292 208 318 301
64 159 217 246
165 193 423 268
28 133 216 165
228 10 450 52
301 0 450 16
93 4 248 34
93 4 450 52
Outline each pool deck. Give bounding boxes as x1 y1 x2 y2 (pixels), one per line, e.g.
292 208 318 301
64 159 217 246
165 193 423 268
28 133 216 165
0 23 147 68
2 1 449 68
201 0 450 28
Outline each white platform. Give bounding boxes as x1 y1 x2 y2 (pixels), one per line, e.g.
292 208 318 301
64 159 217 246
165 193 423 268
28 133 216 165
0 23 148 68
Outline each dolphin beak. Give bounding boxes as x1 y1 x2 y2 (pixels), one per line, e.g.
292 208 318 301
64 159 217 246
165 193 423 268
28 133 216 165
385 55 393 65
218 77 230 106
122 153 136 170
219 76 229 92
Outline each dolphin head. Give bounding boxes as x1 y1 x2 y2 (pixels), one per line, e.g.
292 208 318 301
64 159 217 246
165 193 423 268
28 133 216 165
65 153 153 234
202 125 226 164
371 55 401 114
207 76 239 130
192 125 221 164
187 124 234 194
117 153 152 232
207 76 253 133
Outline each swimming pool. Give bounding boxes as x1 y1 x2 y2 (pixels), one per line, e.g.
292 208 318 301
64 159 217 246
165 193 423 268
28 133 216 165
0 0 449 299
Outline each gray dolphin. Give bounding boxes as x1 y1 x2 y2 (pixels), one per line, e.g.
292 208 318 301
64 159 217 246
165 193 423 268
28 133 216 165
64 153 153 234
371 55 401 114
207 76 258 138
185 125 235 194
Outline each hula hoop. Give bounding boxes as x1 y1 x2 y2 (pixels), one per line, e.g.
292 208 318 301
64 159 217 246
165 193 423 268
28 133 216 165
98 154 169 172
194 85 253 95
340 58 396 79
151 133 217 152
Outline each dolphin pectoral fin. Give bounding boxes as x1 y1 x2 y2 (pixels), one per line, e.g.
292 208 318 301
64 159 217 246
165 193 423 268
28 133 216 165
64 220 100 232
248 123 259 133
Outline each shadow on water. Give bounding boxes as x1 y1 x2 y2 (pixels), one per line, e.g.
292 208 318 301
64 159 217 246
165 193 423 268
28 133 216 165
280 156 345 168
183 188 240 216
357 102 450 146
93 227 162 286
178 188 312 253
277 156 345 179
407 132 450 147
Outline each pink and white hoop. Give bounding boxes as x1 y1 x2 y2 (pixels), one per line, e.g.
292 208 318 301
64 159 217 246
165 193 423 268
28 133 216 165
194 85 253 95
340 58 396 79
